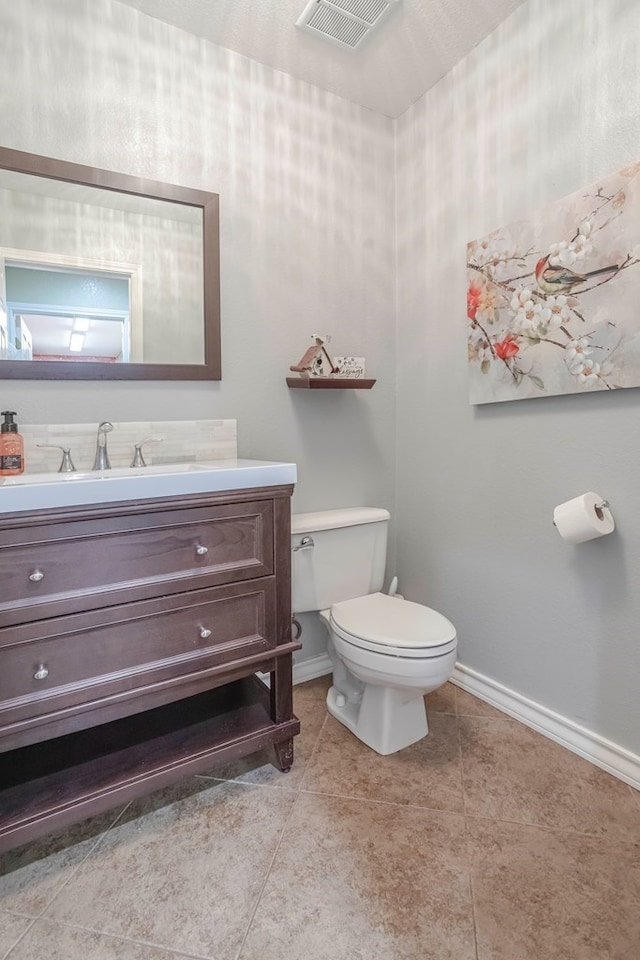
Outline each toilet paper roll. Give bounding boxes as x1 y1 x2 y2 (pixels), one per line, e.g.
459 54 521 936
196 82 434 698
553 492 615 544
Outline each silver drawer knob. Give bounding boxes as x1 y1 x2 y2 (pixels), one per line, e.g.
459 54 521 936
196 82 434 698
199 627 212 640
28 569 45 582
195 545 209 556
33 664 49 681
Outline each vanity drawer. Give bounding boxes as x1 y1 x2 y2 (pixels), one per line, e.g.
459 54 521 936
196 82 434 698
0 499 273 626
0 577 276 740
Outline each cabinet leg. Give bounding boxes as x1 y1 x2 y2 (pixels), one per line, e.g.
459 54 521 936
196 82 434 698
273 737 294 772
270 655 293 724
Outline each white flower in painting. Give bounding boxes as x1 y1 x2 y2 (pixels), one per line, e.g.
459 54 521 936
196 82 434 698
486 244 517 279
514 299 551 334
546 295 571 328
469 237 516 271
565 337 602 387
565 337 592 369
468 324 492 364
510 287 532 312
548 241 568 267
579 220 592 237
558 247 578 267
548 232 592 267
510 286 557 334
575 358 601 386
470 238 492 265
571 233 593 261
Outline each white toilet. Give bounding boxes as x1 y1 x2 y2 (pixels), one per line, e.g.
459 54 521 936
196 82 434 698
291 507 457 755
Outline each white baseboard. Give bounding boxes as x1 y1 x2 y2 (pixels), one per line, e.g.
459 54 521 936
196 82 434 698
293 654 332 686
257 654 332 690
267 655 640 790
452 662 640 791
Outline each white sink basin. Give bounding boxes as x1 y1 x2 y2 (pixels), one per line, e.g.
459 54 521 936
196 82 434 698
0 461 217 485
0 459 297 513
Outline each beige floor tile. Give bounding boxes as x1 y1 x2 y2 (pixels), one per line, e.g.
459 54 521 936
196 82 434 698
4 919 191 960
426 680 457 714
42 780 295 960
459 716 640 842
293 675 332 701
0 913 32 956
454 686 505 719
5 684 637 960
301 712 464 813
467 817 640 960
198 696 328 790
0 809 125 917
239 791 476 960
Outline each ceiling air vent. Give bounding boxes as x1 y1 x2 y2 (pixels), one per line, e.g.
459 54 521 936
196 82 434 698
296 0 400 51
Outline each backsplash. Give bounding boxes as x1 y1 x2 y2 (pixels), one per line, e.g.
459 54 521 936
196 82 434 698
21 420 237 474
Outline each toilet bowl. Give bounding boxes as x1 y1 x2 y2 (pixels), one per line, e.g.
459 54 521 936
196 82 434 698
322 592 457 754
291 508 458 755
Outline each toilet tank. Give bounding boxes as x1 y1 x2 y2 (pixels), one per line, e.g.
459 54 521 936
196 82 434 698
291 507 390 613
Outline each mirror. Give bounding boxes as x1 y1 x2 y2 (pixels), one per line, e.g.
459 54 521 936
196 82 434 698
0 146 220 380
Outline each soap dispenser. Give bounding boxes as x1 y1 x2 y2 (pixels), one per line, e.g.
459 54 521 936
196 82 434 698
0 411 25 476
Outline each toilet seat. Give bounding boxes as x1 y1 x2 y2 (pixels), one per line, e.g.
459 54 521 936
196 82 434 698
330 592 457 659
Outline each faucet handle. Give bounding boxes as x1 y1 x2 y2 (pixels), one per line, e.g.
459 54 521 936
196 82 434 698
37 444 76 473
131 436 163 468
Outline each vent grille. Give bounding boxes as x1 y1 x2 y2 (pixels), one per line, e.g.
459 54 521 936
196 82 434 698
296 0 400 51
307 5 368 47
330 0 389 25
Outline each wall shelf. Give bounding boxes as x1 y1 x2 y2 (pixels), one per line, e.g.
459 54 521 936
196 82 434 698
286 377 376 390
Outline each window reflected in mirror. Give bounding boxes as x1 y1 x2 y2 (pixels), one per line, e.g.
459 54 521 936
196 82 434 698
4 261 132 362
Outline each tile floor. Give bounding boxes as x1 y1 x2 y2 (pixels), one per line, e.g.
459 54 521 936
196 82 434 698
1 678 639 960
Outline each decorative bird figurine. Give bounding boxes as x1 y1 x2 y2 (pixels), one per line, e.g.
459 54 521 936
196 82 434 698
535 255 619 295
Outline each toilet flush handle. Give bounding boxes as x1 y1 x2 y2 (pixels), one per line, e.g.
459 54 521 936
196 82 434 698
293 536 315 552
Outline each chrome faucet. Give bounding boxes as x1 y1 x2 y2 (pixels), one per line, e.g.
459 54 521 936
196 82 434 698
131 436 163 468
37 444 76 473
93 421 114 470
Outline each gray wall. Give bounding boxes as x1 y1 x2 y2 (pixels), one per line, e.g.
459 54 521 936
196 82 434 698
0 0 396 523
395 0 640 754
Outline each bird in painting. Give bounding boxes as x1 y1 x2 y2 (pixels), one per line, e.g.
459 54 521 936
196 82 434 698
535 255 619 295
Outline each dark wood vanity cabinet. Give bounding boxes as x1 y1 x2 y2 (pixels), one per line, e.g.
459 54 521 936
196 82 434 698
0 483 299 853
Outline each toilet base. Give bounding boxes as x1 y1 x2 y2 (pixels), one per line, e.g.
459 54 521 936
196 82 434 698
326 683 429 755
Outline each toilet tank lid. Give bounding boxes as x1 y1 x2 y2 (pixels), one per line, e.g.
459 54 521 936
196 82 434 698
291 507 390 534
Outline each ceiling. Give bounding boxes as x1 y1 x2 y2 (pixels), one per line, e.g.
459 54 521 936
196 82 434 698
115 0 526 118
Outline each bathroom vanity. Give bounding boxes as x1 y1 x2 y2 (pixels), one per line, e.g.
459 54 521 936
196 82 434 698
0 460 299 853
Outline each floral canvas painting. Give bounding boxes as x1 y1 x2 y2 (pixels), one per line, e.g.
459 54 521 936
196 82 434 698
467 161 640 404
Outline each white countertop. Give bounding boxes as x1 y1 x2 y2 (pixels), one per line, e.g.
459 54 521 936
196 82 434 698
0 459 297 514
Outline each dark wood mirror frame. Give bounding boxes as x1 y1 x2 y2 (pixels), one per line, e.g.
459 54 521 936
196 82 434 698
0 147 220 381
